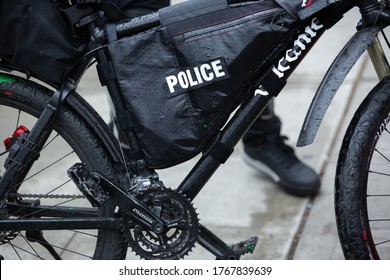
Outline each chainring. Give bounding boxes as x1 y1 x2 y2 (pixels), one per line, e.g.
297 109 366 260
122 187 199 260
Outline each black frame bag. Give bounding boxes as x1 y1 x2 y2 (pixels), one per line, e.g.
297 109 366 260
107 0 300 169
0 0 81 85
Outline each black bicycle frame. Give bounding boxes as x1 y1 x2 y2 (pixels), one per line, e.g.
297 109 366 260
88 2 351 258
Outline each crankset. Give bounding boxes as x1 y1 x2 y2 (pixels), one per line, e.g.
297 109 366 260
122 187 199 259
68 163 260 259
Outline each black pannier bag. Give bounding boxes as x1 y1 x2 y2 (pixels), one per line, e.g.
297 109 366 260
0 0 82 85
107 0 300 169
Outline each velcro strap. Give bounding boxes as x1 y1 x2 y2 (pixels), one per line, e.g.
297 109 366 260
61 0 128 27
116 110 134 130
298 0 338 20
274 0 338 20
61 4 97 26
106 23 118 42
96 61 116 86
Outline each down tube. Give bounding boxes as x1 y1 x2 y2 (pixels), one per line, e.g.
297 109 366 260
177 17 327 201
177 92 274 200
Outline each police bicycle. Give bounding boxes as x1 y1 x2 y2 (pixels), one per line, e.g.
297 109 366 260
0 0 390 260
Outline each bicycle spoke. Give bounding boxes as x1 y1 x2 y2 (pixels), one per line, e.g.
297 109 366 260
10 242 43 260
374 148 390 164
14 151 75 189
8 232 93 259
15 110 21 130
369 218 390 222
369 170 390 177
375 239 390 247
22 232 92 259
71 230 98 238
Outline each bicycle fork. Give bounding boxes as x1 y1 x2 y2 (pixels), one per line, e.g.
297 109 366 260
367 33 390 79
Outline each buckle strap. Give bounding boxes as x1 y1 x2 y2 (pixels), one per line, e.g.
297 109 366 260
274 0 339 20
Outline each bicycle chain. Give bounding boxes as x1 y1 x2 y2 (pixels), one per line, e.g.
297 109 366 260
8 193 85 199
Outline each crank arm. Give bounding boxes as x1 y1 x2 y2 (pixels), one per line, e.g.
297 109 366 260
91 171 166 234
198 224 240 259
198 224 258 260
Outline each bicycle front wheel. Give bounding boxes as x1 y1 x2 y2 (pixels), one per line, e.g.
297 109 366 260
335 76 390 259
0 74 127 259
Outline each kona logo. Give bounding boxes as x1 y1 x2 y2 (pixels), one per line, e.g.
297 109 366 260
302 0 313 7
255 87 269 96
165 59 229 94
272 18 324 79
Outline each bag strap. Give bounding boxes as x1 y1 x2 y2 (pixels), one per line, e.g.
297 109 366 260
274 0 339 20
60 0 129 27
158 0 227 27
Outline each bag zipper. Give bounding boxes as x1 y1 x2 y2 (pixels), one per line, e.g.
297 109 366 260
182 7 284 42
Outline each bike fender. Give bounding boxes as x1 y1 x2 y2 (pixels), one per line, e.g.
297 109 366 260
297 26 381 147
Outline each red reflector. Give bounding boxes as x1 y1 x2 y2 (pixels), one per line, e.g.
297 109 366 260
13 125 29 137
3 125 29 149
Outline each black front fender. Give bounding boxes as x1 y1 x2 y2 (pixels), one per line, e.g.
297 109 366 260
297 25 381 147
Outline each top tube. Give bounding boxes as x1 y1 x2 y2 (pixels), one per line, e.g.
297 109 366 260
94 12 160 41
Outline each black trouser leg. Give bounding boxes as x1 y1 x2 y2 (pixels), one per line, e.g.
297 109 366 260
242 100 281 146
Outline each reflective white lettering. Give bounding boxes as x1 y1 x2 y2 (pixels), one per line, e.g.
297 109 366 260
200 64 214 82
186 69 198 87
178 72 189 89
211 59 226 78
272 18 324 79
165 59 229 94
255 87 269 96
166 75 178 93
194 67 204 84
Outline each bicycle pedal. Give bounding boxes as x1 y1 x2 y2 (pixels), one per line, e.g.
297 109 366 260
67 163 108 207
229 236 258 256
